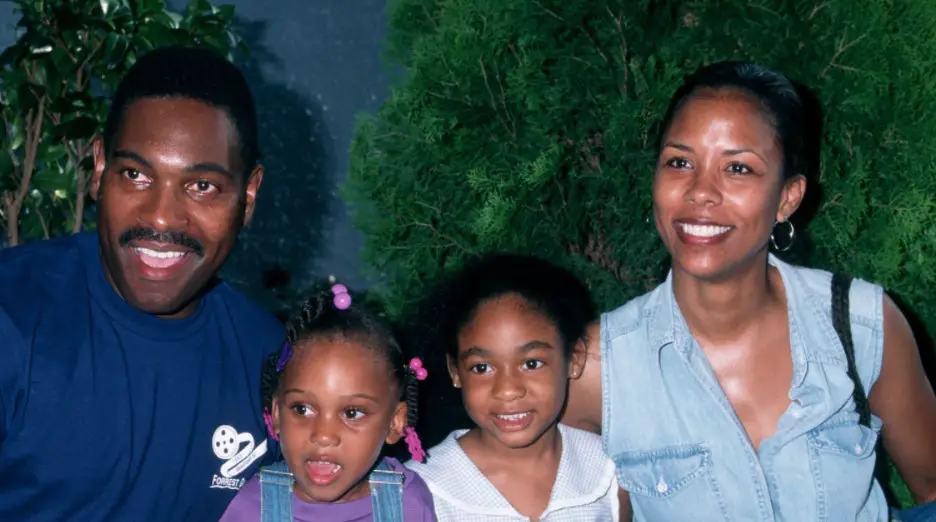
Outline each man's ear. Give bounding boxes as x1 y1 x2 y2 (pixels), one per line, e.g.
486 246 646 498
385 401 408 444
90 136 107 201
243 165 264 226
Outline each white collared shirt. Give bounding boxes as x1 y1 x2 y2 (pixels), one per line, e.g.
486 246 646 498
406 424 619 521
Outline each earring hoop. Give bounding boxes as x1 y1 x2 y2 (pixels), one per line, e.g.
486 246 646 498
770 220 795 252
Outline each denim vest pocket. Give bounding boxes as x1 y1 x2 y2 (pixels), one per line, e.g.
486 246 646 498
807 414 880 521
808 416 878 459
613 444 727 520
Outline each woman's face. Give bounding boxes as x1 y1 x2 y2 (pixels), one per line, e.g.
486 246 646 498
652 89 805 281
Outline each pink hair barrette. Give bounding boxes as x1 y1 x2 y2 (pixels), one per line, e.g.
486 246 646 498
408 357 428 381
331 283 352 310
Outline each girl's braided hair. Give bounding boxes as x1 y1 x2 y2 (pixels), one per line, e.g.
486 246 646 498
261 285 421 448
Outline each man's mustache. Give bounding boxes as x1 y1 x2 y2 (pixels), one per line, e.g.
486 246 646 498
118 228 205 257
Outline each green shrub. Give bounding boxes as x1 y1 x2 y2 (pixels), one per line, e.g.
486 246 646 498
346 0 936 506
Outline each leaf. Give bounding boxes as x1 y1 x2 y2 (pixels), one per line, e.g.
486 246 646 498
79 155 95 172
0 151 14 178
136 17 182 47
215 4 236 23
183 0 213 21
54 5 83 32
16 82 44 114
32 146 73 194
19 209 48 241
106 6 135 33
0 42 25 69
100 33 129 70
8 114 24 152
135 0 167 16
200 34 230 55
144 10 183 30
84 17 117 33
51 117 99 142
99 0 115 17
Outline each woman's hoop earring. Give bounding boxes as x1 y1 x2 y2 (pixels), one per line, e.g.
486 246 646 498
770 220 795 252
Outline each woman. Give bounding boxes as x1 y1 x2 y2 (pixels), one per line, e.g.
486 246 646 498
563 61 936 521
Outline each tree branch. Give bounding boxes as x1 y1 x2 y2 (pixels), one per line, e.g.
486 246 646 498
607 6 628 95
479 57 515 139
35 201 50 239
6 98 46 246
407 220 475 255
532 1 565 22
76 37 106 90
71 138 92 233
820 31 869 78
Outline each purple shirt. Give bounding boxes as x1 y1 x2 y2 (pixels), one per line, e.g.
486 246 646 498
218 458 437 521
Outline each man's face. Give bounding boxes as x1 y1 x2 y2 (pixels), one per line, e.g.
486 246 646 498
90 97 263 318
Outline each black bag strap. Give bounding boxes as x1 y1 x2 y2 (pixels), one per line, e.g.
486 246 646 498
831 272 872 427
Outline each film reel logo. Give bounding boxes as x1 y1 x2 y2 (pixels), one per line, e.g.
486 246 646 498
210 424 268 490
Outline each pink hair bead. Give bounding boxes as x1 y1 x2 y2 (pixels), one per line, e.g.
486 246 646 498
333 292 351 310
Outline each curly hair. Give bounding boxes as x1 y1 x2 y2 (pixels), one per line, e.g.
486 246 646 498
410 253 596 447
261 286 419 431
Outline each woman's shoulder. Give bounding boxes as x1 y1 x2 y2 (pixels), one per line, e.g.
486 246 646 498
216 474 262 522
600 282 671 342
772 256 883 322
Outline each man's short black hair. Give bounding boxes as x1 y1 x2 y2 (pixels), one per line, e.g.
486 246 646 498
102 45 260 176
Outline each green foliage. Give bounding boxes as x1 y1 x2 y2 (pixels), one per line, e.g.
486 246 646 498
0 0 243 247
346 0 936 506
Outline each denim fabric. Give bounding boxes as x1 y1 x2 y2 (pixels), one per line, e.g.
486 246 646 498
602 255 888 521
258 459 405 521
260 461 294 522
369 461 406 522
894 502 936 522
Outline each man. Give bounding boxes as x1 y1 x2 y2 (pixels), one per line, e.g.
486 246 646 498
0 46 284 521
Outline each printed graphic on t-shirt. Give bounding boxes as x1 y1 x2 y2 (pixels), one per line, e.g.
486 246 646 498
210 424 268 490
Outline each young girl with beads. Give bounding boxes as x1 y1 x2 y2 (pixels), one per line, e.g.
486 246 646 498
407 254 620 521
219 283 437 522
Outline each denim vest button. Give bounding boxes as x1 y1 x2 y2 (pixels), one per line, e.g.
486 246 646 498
656 477 669 494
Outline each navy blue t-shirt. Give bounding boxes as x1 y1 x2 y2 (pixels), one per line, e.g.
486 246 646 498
0 232 284 521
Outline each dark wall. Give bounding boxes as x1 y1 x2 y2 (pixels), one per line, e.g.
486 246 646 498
0 0 392 312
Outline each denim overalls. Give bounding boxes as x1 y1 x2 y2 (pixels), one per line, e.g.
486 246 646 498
602 256 891 521
258 459 405 521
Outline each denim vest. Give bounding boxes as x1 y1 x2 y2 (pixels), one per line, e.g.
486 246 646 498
601 255 888 522
258 458 405 521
